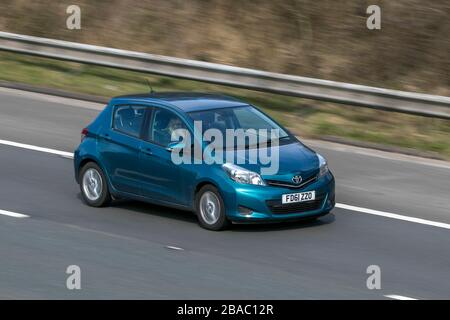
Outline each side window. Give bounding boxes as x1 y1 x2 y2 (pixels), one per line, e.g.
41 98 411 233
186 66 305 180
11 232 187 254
113 105 146 138
150 108 188 147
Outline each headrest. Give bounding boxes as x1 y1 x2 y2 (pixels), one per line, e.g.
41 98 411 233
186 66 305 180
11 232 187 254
117 108 135 120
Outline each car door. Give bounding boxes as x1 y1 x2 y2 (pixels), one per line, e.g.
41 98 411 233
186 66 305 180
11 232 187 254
139 106 192 205
97 104 148 195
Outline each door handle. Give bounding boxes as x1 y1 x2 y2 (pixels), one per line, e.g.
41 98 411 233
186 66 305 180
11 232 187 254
140 147 153 156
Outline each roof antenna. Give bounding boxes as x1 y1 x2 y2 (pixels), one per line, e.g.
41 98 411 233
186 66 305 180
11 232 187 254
145 78 155 94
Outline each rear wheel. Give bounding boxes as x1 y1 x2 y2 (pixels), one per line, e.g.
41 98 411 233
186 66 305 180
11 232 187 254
80 162 111 207
195 185 229 231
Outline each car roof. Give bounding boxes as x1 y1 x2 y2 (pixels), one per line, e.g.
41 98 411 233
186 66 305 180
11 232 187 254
111 92 249 113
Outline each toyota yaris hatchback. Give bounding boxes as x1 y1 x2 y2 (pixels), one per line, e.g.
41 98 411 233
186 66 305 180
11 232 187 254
74 93 335 230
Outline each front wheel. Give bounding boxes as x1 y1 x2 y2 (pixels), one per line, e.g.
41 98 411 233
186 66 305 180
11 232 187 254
79 162 111 207
195 185 229 231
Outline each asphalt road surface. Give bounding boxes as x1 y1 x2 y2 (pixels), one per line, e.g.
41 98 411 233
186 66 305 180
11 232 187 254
0 87 449 299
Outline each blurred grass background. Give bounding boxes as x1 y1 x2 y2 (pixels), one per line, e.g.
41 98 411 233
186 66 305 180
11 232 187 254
1 0 449 95
0 1 449 158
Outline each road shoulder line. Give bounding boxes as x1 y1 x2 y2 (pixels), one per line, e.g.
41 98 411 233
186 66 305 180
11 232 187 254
384 294 418 300
0 139 73 158
336 203 450 230
0 209 29 218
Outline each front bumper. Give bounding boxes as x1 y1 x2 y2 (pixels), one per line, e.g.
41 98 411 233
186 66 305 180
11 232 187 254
223 172 335 222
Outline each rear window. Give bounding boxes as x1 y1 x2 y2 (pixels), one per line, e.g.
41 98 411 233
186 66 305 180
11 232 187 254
113 105 146 137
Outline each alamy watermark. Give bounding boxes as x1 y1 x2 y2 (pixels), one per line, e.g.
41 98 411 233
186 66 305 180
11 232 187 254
366 5 381 30
169 122 280 175
64 4 379 32
366 265 381 290
66 265 81 290
66 5 81 30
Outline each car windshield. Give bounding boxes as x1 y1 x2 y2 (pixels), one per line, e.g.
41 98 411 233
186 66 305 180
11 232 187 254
188 106 291 148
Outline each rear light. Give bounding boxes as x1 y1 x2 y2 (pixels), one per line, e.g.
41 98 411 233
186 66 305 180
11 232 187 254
81 128 88 142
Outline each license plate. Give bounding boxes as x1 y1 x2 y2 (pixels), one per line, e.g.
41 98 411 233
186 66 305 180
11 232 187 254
282 191 315 204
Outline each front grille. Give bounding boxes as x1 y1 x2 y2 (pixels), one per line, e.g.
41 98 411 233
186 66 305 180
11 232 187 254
266 175 317 189
266 195 324 214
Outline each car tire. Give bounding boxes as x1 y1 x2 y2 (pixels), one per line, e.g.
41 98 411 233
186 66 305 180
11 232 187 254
79 162 111 207
195 185 230 231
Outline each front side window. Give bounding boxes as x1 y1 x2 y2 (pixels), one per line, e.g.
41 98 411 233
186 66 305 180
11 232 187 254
150 108 188 146
113 105 146 137
188 106 291 148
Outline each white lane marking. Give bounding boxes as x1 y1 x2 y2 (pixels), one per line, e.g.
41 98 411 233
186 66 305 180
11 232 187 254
0 209 29 218
384 294 418 300
0 139 74 158
60 154 75 160
2 138 450 231
336 203 450 230
165 246 184 251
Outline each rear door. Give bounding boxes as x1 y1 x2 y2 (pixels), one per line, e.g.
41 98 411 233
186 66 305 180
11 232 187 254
97 104 149 195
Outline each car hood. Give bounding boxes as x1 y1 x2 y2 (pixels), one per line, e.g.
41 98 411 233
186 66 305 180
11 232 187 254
222 141 320 180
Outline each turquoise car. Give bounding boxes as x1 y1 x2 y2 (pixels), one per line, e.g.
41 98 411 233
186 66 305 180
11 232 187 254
74 93 335 230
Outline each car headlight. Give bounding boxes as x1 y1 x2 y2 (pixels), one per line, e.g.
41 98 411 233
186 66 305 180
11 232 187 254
222 163 266 186
317 153 329 178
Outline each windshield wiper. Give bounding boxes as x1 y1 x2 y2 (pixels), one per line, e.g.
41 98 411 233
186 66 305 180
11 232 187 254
264 135 291 146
